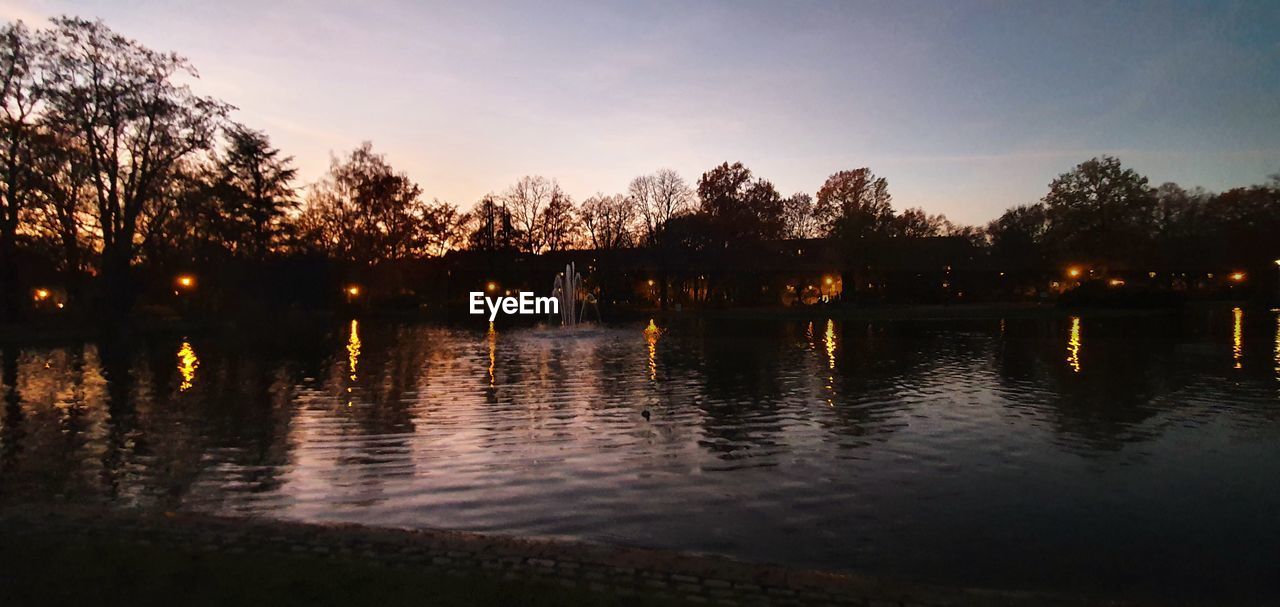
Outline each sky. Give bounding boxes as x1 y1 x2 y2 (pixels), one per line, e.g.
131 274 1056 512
2 0 1278 224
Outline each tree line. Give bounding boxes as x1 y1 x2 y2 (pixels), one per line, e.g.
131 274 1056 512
3 17 1279 319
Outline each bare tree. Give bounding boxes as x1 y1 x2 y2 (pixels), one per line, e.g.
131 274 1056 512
541 188 576 252
579 193 635 250
465 195 520 252
22 127 95 277
419 199 467 257
629 168 691 246
503 175 566 253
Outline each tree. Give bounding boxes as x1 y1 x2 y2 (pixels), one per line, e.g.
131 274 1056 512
465 196 520 252
297 142 424 265
696 161 784 241
541 188 576 252
503 175 566 253
22 128 94 279
987 203 1048 268
1042 156 1155 263
0 21 49 319
1204 185 1280 270
815 168 895 239
212 125 297 257
579 193 635 250
781 192 819 239
42 17 230 311
419 199 466 257
895 207 947 238
629 168 692 246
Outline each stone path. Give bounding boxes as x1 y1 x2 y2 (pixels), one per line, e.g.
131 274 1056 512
0 505 1139 607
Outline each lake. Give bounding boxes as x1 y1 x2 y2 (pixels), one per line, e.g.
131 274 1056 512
3 309 1278 601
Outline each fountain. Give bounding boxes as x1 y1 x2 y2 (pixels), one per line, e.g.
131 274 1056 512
550 262 602 327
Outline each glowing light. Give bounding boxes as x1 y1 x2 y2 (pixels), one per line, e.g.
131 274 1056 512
644 319 660 381
487 321 497 387
177 340 199 391
825 319 837 370
1108 278 1125 287
347 319 361 381
824 276 834 285
646 279 655 286
1230 272 1246 282
346 285 360 296
33 288 50 301
176 274 195 289
1066 266 1083 278
487 281 497 291
1233 307 1243 369
1274 312 1280 379
1066 316 1082 373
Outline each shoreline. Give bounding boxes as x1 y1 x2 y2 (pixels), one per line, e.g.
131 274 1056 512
1 300 1251 345
0 504 1154 607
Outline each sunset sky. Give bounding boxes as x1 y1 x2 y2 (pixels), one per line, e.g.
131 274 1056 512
2 0 1277 224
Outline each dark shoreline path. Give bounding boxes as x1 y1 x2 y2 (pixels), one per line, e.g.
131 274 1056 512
0 505 1151 607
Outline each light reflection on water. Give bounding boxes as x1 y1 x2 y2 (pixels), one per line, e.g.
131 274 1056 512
177 341 198 392
3 310 1280 599
1066 315 1082 373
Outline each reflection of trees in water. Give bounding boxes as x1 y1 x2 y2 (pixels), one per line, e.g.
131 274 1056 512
994 315 1201 454
1 348 23 480
297 321 430 507
1 345 109 500
810 320 942 448
0 329 321 510
693 320 793 464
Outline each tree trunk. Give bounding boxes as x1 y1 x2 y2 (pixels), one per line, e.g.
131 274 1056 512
0 228 19 323
100 244 137 317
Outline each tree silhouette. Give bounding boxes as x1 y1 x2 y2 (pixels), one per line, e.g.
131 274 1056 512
0 21 49 319
697 161 784 242
579 193 635 250
502 175 568 254
211 125 297 258
41 17 230 311
465 196 520 252
987 203 1048 268
1042 156 1155 264
629 168 692 246
782 192 819 239
815 168 895 239
297 142 425 265
540 188 577 252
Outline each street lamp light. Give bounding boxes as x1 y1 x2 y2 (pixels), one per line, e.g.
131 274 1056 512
176 274 196 290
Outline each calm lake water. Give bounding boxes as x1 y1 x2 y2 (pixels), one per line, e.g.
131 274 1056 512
3 310 1279 600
